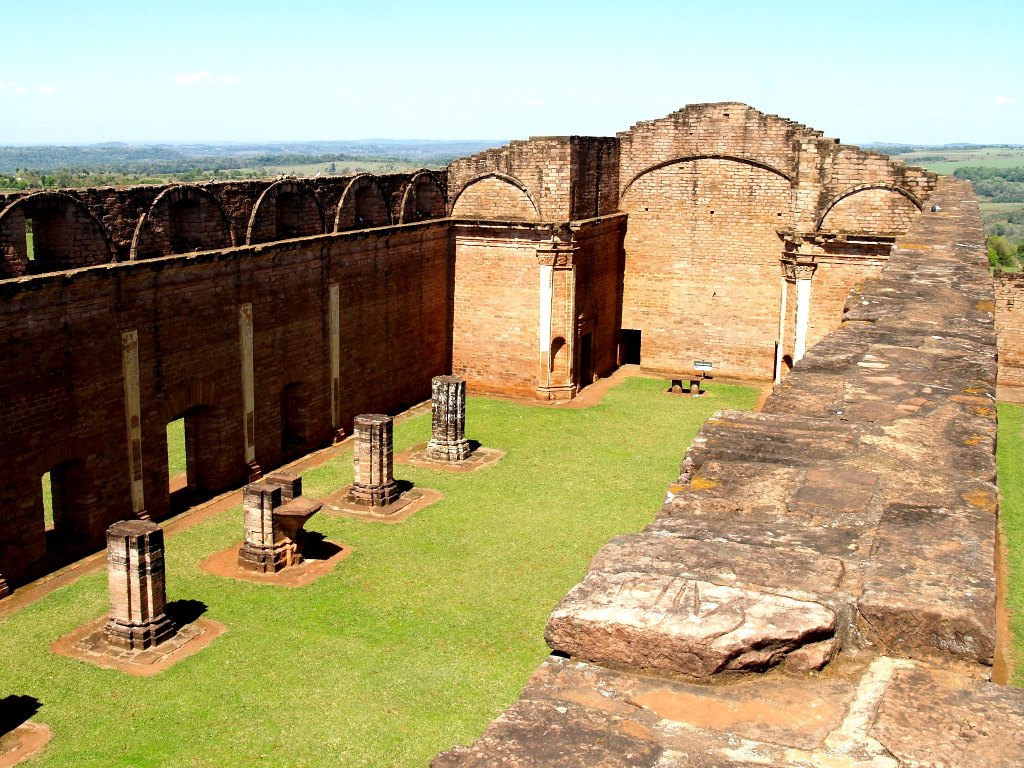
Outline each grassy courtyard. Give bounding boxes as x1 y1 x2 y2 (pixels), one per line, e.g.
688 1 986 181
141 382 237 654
0 377 760 767
998 402 1024 685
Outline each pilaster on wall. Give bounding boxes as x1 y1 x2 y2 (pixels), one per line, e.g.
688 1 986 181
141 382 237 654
239 303 259 481
121 329 146 518
535 228 578 400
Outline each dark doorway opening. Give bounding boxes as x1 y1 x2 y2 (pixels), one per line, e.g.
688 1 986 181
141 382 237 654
579 332 594 387
620 329 641 365
40 460 92 561
281 382 309 457
167 407 218 514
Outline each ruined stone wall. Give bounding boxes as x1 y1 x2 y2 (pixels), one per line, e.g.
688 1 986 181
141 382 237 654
621 157 791 377
615 102 936 380
572 214 626 381
447 138 574 222
995 271 1024 388
450 223 548 397
0 222 450 589
570 138 620 220
0 171 447 263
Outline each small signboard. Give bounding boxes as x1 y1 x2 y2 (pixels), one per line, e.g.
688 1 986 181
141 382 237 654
694 360 713 371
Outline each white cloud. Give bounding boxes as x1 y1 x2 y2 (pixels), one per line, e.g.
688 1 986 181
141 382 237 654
38 84 59 95
173 70 212 85
218 74 239 86
994 95 1016 106
526 96 544 106
0 80 28 95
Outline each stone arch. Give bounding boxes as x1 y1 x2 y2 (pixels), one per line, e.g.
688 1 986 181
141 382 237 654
130 185 234 260
619 156 792 380
399 171 446 224
0 192 115 278
159 377 223 426
621 154 793 201
246 179 325 245
335 175 392 231
450 173 541 222
816 184 924 234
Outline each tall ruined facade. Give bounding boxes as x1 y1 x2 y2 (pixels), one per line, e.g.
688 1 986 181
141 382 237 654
0 103 937 593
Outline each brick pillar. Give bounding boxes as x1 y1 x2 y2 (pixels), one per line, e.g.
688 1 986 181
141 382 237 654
238 481 284 573
426 376 471 462
104 520 174 650
349 414 400 506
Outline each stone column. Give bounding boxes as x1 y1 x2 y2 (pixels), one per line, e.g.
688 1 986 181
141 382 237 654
793 261 817 363
349 414 400 506
104 520 174 650
426 376 471 461
238 481 283 573
775 267 789 384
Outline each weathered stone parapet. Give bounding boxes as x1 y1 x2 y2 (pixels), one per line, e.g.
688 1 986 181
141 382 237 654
237 472 321 573
103 520 175 650
426 376 471 462
349 414 400 507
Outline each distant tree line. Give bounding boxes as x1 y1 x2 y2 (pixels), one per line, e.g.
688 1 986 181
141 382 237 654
952 167 1024 203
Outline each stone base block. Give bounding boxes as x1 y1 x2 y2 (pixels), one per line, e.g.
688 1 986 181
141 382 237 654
323 485 442 524
52 615 225 677
103 613 176 651
397 443 505 473
425 438 472 462
236 542 299 574
347 480 401 507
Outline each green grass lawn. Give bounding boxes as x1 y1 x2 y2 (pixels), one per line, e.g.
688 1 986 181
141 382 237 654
167 418 186 479
998 402 1024 685
896 148 1024 175
0 377 760 767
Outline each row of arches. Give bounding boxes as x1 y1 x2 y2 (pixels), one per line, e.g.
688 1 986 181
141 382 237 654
0 171 447 278
448 161 922 233
619 154 925 232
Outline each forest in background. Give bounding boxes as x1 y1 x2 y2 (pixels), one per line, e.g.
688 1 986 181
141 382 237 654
0 139 502 190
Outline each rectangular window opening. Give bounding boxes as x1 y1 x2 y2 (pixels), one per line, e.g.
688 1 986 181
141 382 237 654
25 218 35 261
167 418 186 494
41 471 54 532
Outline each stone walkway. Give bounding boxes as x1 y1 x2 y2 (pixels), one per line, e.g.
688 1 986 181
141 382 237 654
434 178 1024 766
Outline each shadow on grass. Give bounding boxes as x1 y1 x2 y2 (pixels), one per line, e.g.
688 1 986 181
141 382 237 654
0 694 40 734
301 532 343 560
166 599 207 628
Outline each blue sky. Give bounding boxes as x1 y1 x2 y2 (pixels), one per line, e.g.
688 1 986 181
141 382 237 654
1 0 1021 145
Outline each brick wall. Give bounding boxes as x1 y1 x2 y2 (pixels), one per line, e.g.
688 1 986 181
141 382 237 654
0 192 114 277
334 175 393 230
0 221 450 589
572 214 627 380
451 223 546 396
245 179 325 243
620 157 791 378
451 175 540 221
995 272 1024 388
